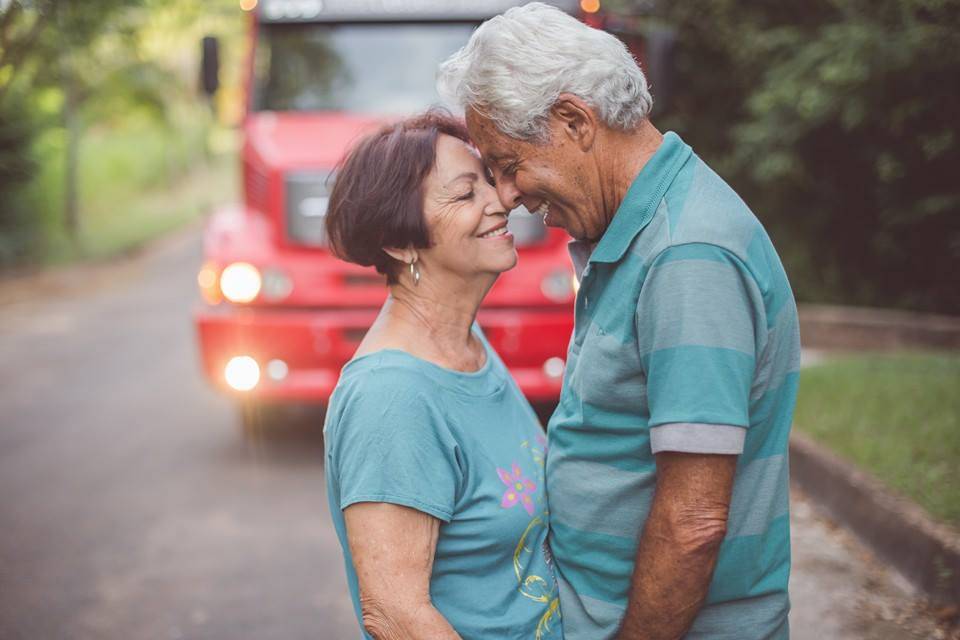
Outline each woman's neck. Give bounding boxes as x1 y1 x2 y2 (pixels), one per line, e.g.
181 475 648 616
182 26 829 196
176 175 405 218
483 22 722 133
359 273 494 371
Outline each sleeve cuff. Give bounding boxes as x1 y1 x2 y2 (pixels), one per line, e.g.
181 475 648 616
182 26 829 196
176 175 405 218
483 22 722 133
340 493 453 523
650 423 746 455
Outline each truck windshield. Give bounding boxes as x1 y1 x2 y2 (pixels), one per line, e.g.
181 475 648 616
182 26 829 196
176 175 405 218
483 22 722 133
252 22 476 113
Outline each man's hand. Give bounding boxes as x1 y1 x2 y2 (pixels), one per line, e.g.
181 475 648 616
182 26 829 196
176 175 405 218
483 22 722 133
616 452 737 640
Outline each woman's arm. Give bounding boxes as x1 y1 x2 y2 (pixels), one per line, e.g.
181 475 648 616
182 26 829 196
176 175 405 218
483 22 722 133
344 502 461 640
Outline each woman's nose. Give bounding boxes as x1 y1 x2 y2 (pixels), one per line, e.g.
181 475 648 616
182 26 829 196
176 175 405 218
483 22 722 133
484 189 508 216
496 180 523 211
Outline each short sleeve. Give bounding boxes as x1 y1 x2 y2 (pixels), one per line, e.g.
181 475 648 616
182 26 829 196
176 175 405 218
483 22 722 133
635 243 764 455
327 368 463 521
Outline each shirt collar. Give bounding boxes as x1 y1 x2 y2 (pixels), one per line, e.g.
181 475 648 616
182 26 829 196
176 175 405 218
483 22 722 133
568 239 594 280
588 131 693 266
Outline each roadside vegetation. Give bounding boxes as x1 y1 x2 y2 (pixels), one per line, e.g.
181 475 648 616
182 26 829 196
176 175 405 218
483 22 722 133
0 0 243 269
27 116 236 263
605 0 960 314
794 353 960 525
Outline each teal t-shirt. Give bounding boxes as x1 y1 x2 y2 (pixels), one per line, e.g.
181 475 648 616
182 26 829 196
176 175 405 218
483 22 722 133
324 328 563 640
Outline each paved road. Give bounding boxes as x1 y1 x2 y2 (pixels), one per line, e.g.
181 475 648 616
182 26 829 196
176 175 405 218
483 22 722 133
0 230 356 640
0 227 946 639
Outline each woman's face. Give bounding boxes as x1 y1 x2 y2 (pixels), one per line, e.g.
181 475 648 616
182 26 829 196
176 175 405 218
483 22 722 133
418 134 518 280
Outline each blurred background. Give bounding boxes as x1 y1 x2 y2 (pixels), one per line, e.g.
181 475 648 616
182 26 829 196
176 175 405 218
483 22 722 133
0 0 957 638
0 0 244 266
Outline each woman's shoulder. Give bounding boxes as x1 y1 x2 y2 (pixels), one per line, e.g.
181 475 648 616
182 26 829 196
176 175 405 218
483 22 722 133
324 353 462 473
339 350 436 388
328 352 449 429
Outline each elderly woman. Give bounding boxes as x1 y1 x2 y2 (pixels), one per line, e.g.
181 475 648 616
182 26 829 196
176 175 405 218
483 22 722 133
322 111 562 640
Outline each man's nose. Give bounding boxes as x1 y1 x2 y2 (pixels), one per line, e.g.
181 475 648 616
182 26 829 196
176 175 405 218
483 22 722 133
496 179 523 211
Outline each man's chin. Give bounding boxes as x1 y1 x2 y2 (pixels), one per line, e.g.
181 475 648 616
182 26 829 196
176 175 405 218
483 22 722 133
549 212 596 243
548 217 578 237
562 220 603 244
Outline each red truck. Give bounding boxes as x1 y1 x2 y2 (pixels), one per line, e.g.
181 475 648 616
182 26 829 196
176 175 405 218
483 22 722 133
195 0 587 434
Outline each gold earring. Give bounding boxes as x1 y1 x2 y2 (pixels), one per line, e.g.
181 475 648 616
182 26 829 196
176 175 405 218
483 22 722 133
409 259 420 286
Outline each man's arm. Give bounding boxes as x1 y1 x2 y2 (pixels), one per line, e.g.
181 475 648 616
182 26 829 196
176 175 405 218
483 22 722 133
616 452 737 640
344 502 461 640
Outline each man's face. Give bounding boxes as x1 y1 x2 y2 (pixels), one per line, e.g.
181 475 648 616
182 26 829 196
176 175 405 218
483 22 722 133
466 107 605 242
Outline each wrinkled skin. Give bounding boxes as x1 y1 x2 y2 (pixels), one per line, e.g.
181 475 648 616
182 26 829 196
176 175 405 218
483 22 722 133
466 95 660 243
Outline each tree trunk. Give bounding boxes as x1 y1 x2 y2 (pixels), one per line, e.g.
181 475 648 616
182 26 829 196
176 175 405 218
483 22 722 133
63 73 80 243
57 1 80 246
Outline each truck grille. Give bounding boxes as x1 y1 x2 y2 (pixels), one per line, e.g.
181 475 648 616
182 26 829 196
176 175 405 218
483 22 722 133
245 162 269 212
285 170 333 247
508 207 548 246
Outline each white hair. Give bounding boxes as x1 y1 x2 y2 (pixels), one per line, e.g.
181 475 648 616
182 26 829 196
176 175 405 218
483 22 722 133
437 2 653 141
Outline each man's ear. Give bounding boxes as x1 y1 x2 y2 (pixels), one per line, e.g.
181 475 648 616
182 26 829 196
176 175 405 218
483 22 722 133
383 247 418 265
551 94 597 151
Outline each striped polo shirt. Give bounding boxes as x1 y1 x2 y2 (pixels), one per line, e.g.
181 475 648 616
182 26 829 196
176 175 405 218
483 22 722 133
545 131 800 639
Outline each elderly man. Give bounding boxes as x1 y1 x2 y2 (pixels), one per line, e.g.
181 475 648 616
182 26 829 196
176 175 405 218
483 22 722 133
438 3 800 639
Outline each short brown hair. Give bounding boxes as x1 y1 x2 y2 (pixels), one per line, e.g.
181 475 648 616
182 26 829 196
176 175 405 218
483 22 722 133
325 109 471 284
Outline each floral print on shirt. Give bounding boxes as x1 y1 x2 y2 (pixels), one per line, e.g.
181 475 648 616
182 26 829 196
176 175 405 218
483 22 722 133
496 432 561 639
498 463 538 516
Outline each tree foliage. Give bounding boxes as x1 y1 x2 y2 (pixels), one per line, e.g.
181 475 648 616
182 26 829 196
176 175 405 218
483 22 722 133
621 0 960 313
0 0 239 265
1 1 146 103
1 0 151 258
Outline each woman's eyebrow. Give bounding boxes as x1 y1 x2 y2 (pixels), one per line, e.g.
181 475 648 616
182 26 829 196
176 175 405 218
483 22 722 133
444 172 478 188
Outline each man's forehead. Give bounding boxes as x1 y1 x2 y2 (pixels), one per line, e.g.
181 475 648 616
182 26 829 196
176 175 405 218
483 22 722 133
465 109 506 145
464 106 489 130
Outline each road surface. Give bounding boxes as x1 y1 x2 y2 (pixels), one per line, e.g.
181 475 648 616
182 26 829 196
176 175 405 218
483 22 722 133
0 226 950 639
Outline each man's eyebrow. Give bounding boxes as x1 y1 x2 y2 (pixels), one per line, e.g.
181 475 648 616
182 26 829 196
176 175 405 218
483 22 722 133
484 151 514 165
444 172 478 188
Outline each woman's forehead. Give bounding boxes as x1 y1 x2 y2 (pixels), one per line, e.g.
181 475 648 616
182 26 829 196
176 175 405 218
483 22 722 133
434 135 482 179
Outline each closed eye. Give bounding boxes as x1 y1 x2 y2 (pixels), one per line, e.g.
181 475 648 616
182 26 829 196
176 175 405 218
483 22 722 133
484 167 496 186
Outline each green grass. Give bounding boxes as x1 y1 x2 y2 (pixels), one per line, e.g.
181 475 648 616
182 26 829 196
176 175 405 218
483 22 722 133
794 352 960 525
24 114 236 263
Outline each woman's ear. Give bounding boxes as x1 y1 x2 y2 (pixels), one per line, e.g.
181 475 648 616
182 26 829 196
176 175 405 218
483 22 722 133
551 94 597 152
383 247 418 265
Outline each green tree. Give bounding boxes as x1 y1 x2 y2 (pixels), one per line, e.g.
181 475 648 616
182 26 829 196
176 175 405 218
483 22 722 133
1 0 152 255
0 89 37 263
613 0 960 313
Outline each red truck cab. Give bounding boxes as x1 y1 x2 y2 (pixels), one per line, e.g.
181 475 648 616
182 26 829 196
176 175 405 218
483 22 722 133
194 0 581 432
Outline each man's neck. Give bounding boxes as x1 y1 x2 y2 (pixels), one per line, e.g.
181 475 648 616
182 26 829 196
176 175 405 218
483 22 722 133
597 120 664 234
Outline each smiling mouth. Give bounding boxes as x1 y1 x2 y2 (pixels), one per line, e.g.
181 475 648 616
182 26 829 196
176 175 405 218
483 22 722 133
478 225 509 239
534 201 550 222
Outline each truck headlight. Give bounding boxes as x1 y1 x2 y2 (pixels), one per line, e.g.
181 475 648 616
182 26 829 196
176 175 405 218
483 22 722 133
543 357 566 379
220 262 262 303
225 356 260 391
541 269 576 302
261 267 293 301
197 261 222 305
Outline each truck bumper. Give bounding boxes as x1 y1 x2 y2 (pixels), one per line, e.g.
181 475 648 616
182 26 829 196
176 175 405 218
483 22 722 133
194 305 571 404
